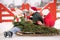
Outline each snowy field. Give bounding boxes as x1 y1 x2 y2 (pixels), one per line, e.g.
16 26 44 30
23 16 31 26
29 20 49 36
0 22 14 33
0 33 60 40
0 22 60 40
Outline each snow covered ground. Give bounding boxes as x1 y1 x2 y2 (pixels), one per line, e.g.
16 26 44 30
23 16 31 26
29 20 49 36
0 22 14 33
0 22 60 40
0 33 60 40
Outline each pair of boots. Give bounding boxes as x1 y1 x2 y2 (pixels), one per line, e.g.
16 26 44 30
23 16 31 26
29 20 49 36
4 31 13 38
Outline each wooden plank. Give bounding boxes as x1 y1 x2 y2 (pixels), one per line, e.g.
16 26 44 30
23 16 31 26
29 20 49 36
16 33 60 36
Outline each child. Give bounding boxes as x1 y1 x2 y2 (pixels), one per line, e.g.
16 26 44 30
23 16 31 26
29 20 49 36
28 7 43 25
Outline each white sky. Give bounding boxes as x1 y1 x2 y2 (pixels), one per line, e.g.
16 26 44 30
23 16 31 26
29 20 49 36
0 0 52 6
0 0 41 6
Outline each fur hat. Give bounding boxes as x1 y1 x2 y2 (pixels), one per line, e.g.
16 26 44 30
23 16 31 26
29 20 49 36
30 7 37 12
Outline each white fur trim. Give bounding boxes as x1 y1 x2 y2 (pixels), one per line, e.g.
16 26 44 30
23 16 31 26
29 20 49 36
30 16 33 17
42 9 50 15
23 9 28 12
29 8 36 12
37 10 40 12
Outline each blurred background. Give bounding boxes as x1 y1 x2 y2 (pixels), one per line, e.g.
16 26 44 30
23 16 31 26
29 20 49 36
0 0 53 8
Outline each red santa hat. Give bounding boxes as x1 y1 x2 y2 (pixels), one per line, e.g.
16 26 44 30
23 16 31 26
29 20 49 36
30 7 37 12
